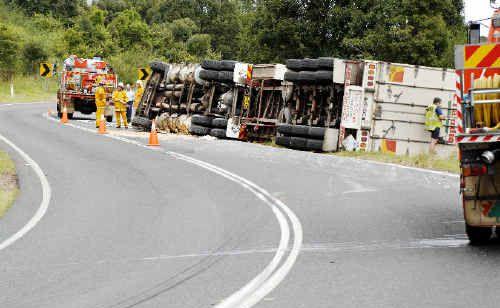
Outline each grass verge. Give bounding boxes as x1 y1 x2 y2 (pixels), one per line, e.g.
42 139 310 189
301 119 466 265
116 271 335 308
333 151 459 174
0 150 19 218
0 75 57 103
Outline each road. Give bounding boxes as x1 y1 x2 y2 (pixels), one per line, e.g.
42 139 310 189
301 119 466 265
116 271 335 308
1 103 499 308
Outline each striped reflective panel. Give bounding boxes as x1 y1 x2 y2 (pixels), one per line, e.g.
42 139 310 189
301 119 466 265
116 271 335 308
464 44 500 68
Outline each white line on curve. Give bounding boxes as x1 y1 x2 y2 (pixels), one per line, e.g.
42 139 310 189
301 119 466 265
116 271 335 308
0 133 51 251
43 114 303 308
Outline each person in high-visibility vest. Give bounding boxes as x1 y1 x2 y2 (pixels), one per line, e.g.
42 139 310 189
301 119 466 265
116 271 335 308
425 97 446 153
112 82 129 128
94 79 107 128
133 80 144 110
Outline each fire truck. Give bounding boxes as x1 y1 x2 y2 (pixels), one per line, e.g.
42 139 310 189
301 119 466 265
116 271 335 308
455 8 500 244
57 56 117 121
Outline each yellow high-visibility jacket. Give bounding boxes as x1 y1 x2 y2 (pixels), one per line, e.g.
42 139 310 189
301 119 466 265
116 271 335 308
112 90 128 112
133 86 144 109
95 86 107 108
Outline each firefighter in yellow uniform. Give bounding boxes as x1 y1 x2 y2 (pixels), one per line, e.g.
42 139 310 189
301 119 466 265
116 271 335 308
95 79 107 128
112 82 128 128
133 80 144 109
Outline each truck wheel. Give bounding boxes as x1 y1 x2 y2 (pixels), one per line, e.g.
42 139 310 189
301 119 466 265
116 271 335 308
199 69 219 81
106 115 113 123
150 61 170 73
67 113 74 120
315 70 334 82
301 58 319 71
275 135 291 147
318 57 334 69
284 71 299 82
305 138 323 151
201 60 222 71
298 71 316 82
466 224 491 245
209 128 227 138
277 124 294 135
220 60 237 71
285 59 303 71
211 117 228 128
190 124 211 136
191 114 212 126
217 71 234 83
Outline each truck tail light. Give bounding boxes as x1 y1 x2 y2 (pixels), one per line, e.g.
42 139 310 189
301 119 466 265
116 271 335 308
462 164 487 177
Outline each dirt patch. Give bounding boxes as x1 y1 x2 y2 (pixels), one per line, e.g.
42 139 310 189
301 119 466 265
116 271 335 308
0 151 19 218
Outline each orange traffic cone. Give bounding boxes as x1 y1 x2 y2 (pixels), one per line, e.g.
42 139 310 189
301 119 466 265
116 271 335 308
148 120 160 146
98 114 107 134
60 105 69 124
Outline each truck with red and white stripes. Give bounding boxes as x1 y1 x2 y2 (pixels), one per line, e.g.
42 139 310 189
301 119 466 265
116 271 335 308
455 13 500 244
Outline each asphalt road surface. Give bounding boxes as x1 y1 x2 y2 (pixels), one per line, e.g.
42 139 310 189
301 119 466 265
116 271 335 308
1 103 499 308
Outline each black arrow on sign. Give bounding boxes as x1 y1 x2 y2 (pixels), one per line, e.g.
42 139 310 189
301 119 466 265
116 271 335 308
139 68 150 80
41 63 51 77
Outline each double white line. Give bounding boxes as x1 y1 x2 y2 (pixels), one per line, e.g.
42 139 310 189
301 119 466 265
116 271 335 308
44 114 303 307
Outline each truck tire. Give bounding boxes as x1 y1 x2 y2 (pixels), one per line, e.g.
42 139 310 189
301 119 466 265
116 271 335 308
315 70 334 82
209 128 227 138
318 57 334 69
201 60 222 71
190 124 211 136
466 224 491 245
150 61 170 73
302 59 319 71
286 59 302 71
191 114 212 126
131 116 152 130
277 124 293 135
305 138 323 151
217 71 234 83
106 115 113 123
211 117 228 128
199 69 218 81
275 135 291 147
284 71 299 82
220 60 237 71
291 125 309 137
308 126 326 139
298 71 316 82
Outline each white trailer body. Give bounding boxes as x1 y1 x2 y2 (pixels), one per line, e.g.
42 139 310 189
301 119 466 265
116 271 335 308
338 60 457 156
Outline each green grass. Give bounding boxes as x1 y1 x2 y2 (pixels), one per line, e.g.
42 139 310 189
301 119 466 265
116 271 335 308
0 151 18 218
0 75 58 103
333 151 460 174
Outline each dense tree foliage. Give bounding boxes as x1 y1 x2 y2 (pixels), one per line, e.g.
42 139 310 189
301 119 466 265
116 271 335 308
0 0 466 82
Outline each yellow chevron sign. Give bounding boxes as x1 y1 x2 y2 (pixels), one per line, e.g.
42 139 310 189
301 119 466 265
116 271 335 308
40 62 53 77
138 68 151 81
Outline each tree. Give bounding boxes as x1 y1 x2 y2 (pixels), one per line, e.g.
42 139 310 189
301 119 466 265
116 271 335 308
187 34 212 58
107 9 152 50
7 0 84 19
22 40 48 73
0 23 18 76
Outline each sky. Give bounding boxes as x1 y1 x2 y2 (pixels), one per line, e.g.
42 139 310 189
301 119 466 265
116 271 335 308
464 0 497 35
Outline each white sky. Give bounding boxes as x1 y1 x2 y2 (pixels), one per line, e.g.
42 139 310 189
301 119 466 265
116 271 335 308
464 0 496 35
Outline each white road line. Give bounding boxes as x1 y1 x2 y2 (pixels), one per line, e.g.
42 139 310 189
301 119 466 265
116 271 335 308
0 134 51 251
43 114 303 308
